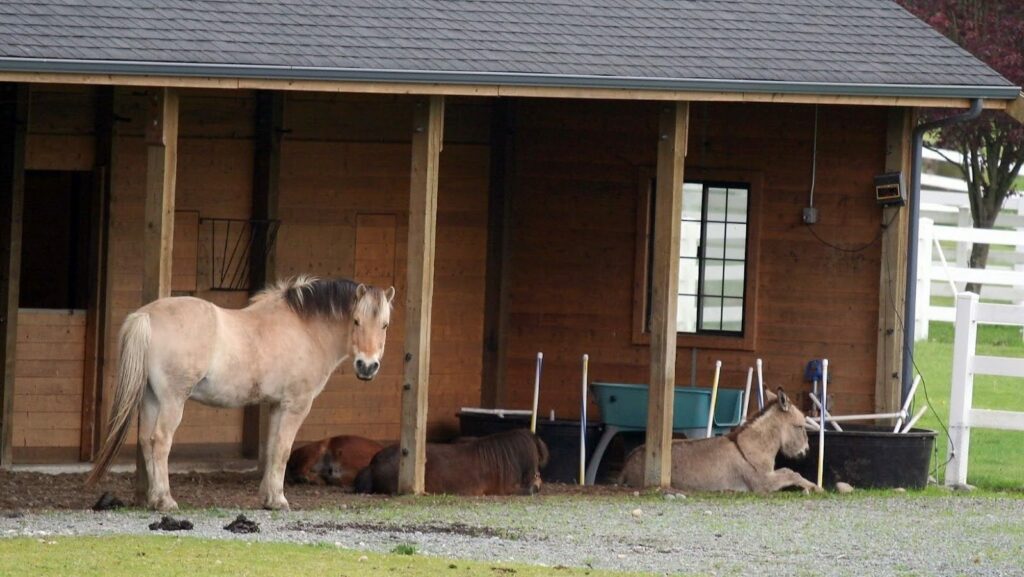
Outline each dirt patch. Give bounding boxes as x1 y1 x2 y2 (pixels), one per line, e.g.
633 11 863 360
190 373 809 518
0 470 635 512
289 519 516 539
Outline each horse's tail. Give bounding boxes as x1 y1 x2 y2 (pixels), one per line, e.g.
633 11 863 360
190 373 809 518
86 312 151 487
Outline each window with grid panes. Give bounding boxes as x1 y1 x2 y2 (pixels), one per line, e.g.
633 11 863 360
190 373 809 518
677 181 750 334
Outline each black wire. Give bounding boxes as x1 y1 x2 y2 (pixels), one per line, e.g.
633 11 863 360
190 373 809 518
805 208 901 253
883 232 956 480
805 205 955 480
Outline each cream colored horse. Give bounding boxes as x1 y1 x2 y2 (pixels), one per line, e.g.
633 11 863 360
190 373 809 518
620 388 821 493
87 276 394 511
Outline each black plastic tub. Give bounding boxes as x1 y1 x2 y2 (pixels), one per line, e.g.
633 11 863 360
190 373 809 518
776 425 937 489
457 411 604 484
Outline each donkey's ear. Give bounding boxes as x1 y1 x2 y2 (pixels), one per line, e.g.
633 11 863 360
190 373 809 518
356 283 367 299
777 387 790 412
384 286 396 303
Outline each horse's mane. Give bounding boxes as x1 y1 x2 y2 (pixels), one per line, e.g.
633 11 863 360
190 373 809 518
724 396 782 441
254 275 359 320
472 429 548 483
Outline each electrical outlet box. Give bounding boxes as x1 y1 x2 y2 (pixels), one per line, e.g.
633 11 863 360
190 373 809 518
802 207 819 224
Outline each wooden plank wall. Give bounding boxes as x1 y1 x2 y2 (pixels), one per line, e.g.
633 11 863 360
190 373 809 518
279 94 490 444
13 85 94 461
11 310 84 459
503 100 888 419
15 87 490 459
104 89 254 454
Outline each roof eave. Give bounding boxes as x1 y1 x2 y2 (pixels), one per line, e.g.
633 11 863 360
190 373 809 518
0 57 1019 102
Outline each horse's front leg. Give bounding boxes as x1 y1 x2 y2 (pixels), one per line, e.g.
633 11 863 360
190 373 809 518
259 400 312 510
754 467 823 494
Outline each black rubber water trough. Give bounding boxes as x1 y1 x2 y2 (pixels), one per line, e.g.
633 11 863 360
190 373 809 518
776 424 937 489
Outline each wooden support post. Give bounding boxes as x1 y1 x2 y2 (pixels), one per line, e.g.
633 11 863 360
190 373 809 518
243 91 283 466
137 87 179 500
875 108 911 418
398 95 444 494
80 86 114 462
644 102 688 487
480 99 515 408
0 84 28 469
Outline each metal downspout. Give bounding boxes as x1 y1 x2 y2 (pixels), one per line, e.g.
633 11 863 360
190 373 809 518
902 98 984 404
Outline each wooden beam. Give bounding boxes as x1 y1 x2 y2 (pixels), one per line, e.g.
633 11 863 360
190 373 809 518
242 91 283 466
876 108 912 418
398 95 444 494
137 87 179 500
480 99 515 408
142 88 179 303
1007 93 1024 125
0 70 1010 111
643 102 688 488
0 83 28 469
80 86 114 462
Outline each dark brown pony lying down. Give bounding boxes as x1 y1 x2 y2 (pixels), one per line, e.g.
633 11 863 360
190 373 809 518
286 435 383 488
354 429 549 496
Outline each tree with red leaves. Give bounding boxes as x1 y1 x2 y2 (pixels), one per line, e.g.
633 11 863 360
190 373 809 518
897 0 1024 292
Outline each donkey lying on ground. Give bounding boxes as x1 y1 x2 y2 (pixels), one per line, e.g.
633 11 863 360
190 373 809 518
87 276 395 511
354 429 549 496
286 435 383 488
621 388 821 493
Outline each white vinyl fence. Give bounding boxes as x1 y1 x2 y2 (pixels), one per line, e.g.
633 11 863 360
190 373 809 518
946 292 1024 486
916 185 1024 340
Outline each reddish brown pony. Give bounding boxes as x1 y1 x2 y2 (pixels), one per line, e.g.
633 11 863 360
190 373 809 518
286 435 383 488
354 429 549 496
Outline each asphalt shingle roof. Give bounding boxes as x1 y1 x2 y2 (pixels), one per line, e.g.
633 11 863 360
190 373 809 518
0 0 1017 98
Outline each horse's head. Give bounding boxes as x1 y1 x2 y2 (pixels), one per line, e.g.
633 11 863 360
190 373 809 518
350 284 395 381
770 387 810 459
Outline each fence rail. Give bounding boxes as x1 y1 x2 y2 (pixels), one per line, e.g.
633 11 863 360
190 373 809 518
946 292 1024 486
916 185 1024 339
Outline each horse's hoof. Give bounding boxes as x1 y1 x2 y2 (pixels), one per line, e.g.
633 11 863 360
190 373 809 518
262 496 290 511
149 495 179 512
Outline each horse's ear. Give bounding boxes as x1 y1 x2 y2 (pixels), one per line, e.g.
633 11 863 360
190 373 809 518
356 283 367 299
763 388 778 405
384 286 396 304
777 387 790 412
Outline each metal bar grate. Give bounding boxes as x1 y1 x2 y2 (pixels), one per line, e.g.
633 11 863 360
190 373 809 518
202 217 280 291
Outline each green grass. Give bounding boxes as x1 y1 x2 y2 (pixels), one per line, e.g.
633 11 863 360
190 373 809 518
0 536 644 577
914 320 1024 490
391 543 418 555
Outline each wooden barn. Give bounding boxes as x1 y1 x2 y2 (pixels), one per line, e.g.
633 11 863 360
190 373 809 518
0 0 1022 491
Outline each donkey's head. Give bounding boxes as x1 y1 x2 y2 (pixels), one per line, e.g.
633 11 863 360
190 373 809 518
350 284 395 381
767 387 810 459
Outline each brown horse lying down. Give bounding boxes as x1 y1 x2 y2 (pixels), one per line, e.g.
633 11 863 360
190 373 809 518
286 435 383 487
354 429 549 495
621 388 821 493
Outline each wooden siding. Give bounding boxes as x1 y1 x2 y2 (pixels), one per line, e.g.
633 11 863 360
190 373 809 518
502 100 888 419
12 310 85 450
12 87 892 458
279 94 490 443
104 89 255 451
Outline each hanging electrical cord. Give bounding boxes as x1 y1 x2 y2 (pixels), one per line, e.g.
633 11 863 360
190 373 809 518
884 238 955 480
807 206 900 253
809 104 818 210
802 103 891 253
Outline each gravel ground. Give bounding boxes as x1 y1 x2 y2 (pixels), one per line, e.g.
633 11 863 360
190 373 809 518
3 490 1024 577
